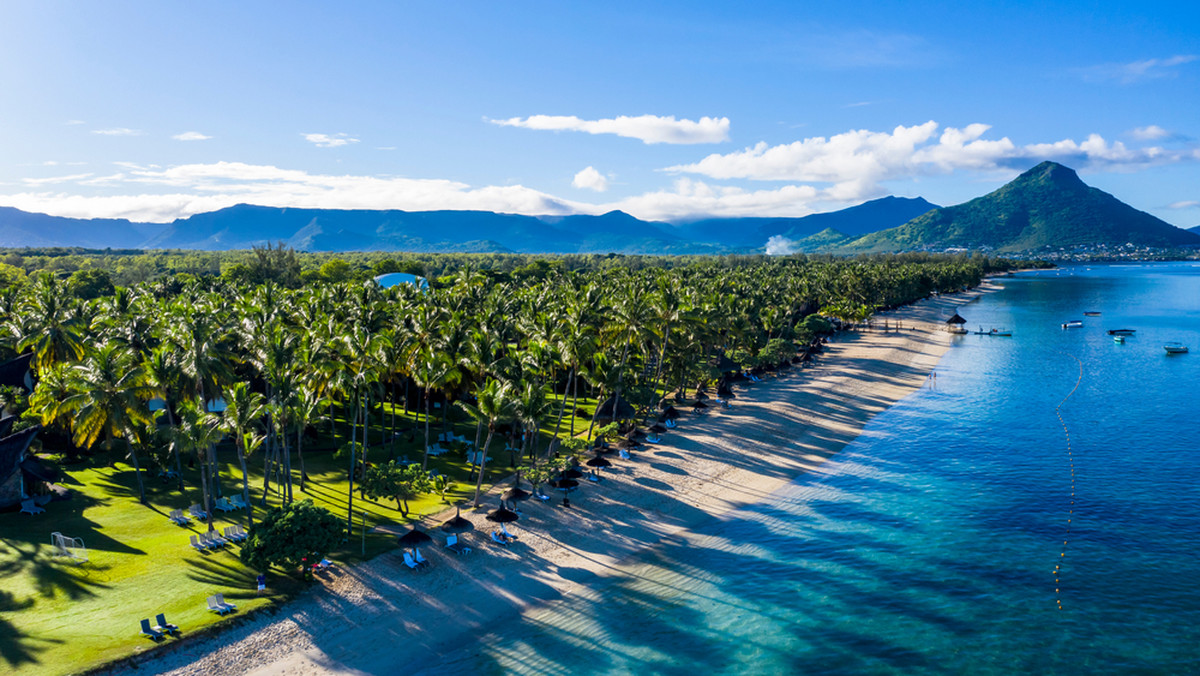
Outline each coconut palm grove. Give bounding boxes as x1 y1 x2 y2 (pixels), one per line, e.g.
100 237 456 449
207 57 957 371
0 249 1023 673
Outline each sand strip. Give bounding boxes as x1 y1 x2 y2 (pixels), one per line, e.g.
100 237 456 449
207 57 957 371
106 283 996 676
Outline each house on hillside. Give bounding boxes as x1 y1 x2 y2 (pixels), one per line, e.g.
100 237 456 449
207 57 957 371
0 426 45 510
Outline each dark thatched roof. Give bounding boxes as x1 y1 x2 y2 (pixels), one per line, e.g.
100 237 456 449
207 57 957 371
594 395 635 421
0 426 40 489
946 313 968 325
0 353 33 391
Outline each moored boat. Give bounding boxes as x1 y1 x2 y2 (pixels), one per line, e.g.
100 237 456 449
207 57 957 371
1113 335 1125 344
1062 320 1083 328
1107 328 1136 336
1084 311 1101 316
974 327 1012 336
1164 342 1189 354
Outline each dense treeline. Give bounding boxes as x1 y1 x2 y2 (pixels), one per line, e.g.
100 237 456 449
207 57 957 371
0 251 1029 536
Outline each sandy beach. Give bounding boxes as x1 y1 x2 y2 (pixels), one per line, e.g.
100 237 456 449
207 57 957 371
105 283 995 676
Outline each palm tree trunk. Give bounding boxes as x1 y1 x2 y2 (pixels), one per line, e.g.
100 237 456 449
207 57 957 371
552 367 572 440
296 425 307 492
570 372 580 437
165 405 184 493
236 440 253 528
347 389 358 538
472 429 496 507
198 446 214 533
421 388 432 470
125 435 146 504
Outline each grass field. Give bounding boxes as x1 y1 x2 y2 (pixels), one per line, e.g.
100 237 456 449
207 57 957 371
0 397 590 676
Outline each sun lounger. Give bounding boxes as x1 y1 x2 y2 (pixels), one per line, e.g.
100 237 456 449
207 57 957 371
534 492 551 501
190 535 207 552
215 593 236 612
229 494 249 510
223 526 244 542
402 551 421 570
664 419 676 429
445 534 472 555
619 449 632 460
188 504 208 520
140 618 164 641
491 531 510 546
645 434 661 443
500 524 518 540
154 613 179 636
206 595 230 614
168 509 190 526
214 497 236 512
413 548 430 567
20 499 45 516
202 531 227 548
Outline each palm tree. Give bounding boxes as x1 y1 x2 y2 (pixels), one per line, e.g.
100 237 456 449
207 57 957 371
13 272 86 374
144 345 185 491
174 400 225 533
60 343 157 502
456 379 516 507
221 382 266 528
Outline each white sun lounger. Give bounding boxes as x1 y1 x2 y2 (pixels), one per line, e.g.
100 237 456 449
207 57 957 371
414 548 429 567
215 593 236 612
168 509 189 526
189 504 208 520
207 595 232 614
190 535 207 552
402 551 420 570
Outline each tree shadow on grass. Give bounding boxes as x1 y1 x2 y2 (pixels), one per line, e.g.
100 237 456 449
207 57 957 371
0 541 113 601
0 616 64 671
181 553 258 595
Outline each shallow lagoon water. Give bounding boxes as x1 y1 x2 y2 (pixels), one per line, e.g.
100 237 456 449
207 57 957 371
438 263 1200 675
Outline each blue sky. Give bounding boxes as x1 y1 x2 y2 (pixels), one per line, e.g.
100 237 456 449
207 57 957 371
1 1 1198 226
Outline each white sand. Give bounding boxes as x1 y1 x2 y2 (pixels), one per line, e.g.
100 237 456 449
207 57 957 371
106 283 995 676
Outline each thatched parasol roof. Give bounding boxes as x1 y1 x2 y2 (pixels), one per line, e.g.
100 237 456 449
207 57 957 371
946 312 967 325
595 395 636 421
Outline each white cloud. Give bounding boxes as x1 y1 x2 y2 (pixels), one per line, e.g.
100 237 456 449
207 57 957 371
666 121 1193 202
303 132 359 148
21 173 95 186
765 235 798 256
0 161 586 222
1077 55 1197 84
1167 200 1200 210
92 127 144 136
172 131 213 141
1130 125 1171 141
65 120 85 126
572 166 610 192
489 114 731 145
603 177 821 221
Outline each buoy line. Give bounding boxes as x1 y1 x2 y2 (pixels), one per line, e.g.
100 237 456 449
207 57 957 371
1053 351 1083 610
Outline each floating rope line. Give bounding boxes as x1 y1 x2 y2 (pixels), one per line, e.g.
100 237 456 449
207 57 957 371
1053 352 1083 611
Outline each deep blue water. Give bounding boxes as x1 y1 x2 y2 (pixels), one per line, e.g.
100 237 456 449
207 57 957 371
438 263 1200 675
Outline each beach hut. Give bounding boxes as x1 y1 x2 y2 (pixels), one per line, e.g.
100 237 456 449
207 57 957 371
945 312 969 334
0 426 44 510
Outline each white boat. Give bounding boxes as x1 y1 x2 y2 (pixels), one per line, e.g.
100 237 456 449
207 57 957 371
1164 343 1189 354
1061 320 1083 329
974 327 1012 337
1113 336 1126 344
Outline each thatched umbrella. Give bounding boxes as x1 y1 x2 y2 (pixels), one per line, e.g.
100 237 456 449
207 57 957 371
398 526 434 559
502 486 531 509
441 503 474 532
692 400 709 410
594 395 636 422
649 423 667 433
616 438 641 450
562 467 585 480
625 428 646 440
585 455 612 480
485 505 520 523
946 312 967 325
694 390 709 401
661 406 680 420
552 477 579 492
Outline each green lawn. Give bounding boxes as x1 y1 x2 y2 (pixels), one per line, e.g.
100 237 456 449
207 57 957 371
0 398 587 676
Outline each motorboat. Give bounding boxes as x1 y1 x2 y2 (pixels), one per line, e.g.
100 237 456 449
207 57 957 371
974 327 1012 336
1113 336 1125 344
1061 320 1084 329
1107 329 1136 336
1164 343 1189 354
1084 311 1101 317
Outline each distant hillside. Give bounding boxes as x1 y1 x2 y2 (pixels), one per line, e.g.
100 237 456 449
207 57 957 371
844 162 1200 253
0 207 157 249
680 196 938 248
142 206 709 254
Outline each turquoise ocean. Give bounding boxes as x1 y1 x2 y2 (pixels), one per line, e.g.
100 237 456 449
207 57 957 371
438 263 1200 675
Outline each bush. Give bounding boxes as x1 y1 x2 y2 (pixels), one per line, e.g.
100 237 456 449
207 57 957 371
240 499 343 576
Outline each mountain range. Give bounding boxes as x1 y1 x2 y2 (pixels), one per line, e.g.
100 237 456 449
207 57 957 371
0 162 1195 255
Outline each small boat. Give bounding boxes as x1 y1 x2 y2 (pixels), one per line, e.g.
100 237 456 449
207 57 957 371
1061 320 1083 329
1084 311 1101 317
1164 343 1189 354
947 326 968 335
1113 336 1126 344
1107 329 1137 336
974 327 1012 336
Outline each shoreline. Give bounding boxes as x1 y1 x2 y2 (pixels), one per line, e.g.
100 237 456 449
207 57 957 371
110 283 999 676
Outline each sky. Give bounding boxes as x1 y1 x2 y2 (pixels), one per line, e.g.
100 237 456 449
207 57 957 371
1 1 1198 226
